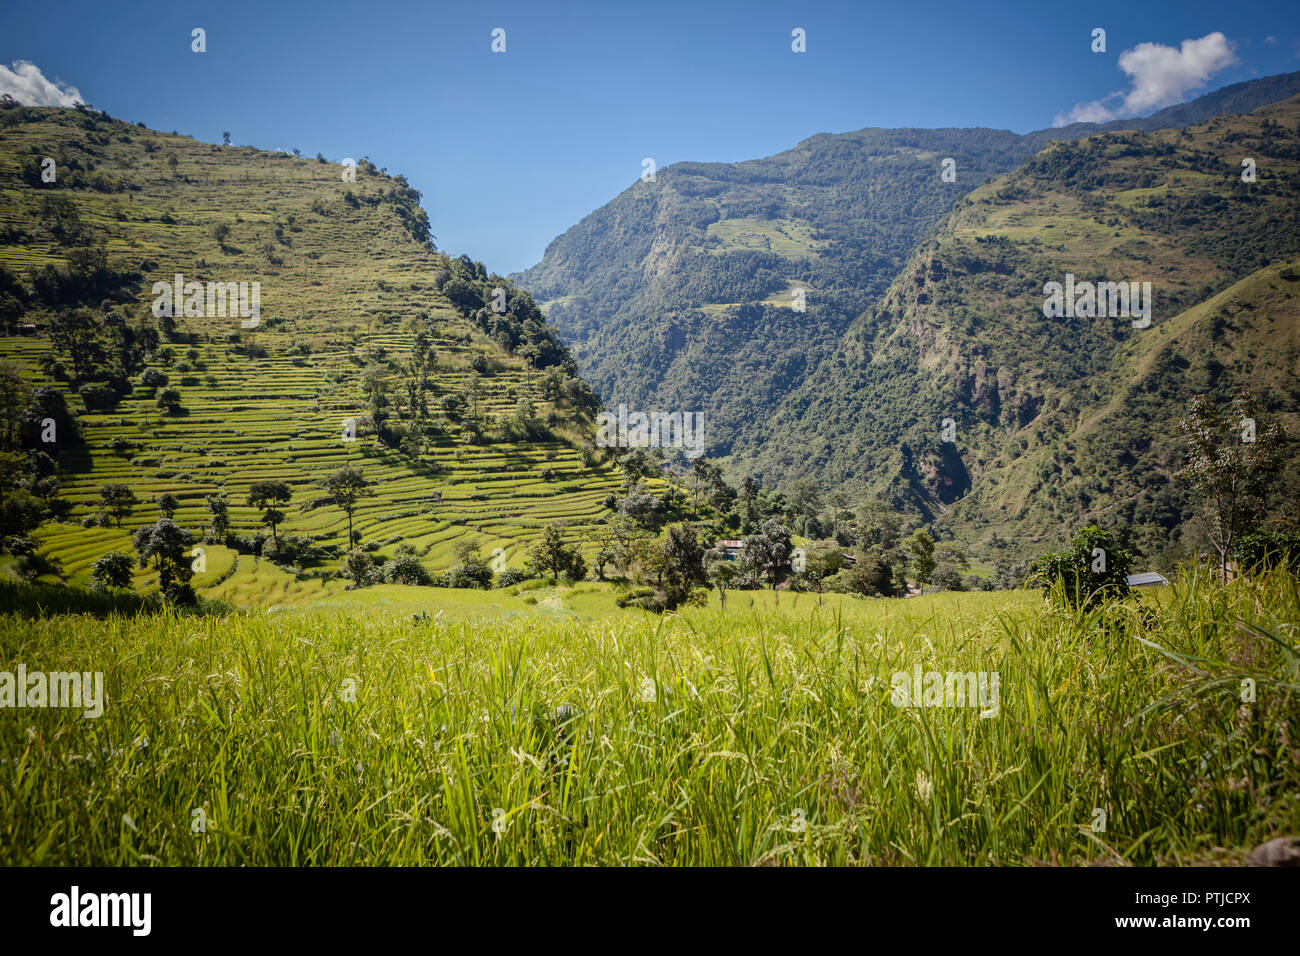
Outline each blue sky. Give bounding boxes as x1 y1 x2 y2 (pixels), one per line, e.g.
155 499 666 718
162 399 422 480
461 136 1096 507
3 0 1298 273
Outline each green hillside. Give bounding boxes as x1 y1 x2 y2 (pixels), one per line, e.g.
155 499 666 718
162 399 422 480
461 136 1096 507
734 94 1300 563
0 104 640 601
514 72 1300 462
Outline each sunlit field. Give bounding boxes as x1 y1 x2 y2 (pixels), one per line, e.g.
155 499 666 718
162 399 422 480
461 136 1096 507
2 564 1296 866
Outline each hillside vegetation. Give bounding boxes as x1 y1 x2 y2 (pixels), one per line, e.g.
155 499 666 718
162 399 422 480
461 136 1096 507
514 72 1300 464
737 95 1300 563
0 104 636 597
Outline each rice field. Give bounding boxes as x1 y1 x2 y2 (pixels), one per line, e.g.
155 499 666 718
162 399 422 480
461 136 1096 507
0 115 643 589
1 562 1296 866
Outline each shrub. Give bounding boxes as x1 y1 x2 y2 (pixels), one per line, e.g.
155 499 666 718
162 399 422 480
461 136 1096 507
1029 525 1133 610
1233 529 1300 573
383 554 433 586
343 549 376 588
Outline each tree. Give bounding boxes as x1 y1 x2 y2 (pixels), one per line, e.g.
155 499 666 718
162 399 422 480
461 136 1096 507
0 451 43 542
609 481 665 532
526 523 586 583
247 480 292 547
360 365 390 433
704 544 739 607
132 517 196 603
739 517 793 591
739 476 761 530
444 541 493 588
90 551 134 591
659 523 708 608
1029 526 1133 610
205 492 230 539
213 222 231 249
1233 529 1300 574
21 385 81 451
931 563 966 591
803 540 845 603
906 529 936 586
222 131 231 146
383 553 433 586
785 476 823 535
320 466 372 548
157 492 179 519
343 549 374 588
23 451 65 520
1177 392 1285 582
839 549 898 597
99 483 138 527
156 386 183 414
46 308 103 384
0 360 30 449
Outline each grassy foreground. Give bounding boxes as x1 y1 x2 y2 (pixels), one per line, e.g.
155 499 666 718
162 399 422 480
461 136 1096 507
1 567 1297 866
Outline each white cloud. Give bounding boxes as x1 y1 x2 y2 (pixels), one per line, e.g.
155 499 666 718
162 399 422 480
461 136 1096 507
1053 32 1237 127
0 60 84 107
1055 99 1119 125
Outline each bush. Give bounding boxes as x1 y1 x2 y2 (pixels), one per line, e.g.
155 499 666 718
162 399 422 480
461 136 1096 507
441 563 493 589
494 568 530 588
826 550 897 597
263 535 325 567
1029 525 1133 610
931 563 966 591
80 510 113 529
343 549 376 588
79 381 126 411
1233 529 1300 573
383 554 433 586
156 387 183 413
3 535 36 556
15 551 63 581
616 586 667 613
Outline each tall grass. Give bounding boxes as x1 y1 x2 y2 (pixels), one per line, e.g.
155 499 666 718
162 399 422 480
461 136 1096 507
0 563 1296 865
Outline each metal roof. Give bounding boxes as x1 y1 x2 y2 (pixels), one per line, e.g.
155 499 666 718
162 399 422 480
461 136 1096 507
1126 572 1169 586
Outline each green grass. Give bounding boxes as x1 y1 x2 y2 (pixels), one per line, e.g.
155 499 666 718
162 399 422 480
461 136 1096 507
2 563 1296 865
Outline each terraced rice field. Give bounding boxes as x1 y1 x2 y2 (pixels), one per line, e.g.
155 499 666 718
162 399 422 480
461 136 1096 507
7 324 631 593
0 113 645 599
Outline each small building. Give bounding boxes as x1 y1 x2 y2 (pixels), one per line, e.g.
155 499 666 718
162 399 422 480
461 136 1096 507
1126 571 1169 587
715 539 743 560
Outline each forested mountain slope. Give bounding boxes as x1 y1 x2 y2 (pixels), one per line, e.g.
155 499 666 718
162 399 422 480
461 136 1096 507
515 72 1300 467
734 95 1300 562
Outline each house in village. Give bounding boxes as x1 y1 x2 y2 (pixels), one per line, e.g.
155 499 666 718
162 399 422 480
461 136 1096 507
1125 571 1169 587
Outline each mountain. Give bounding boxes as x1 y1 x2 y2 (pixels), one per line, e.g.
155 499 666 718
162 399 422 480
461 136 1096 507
734 94 1300 563
514 72 1300 465
0 103 625 600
